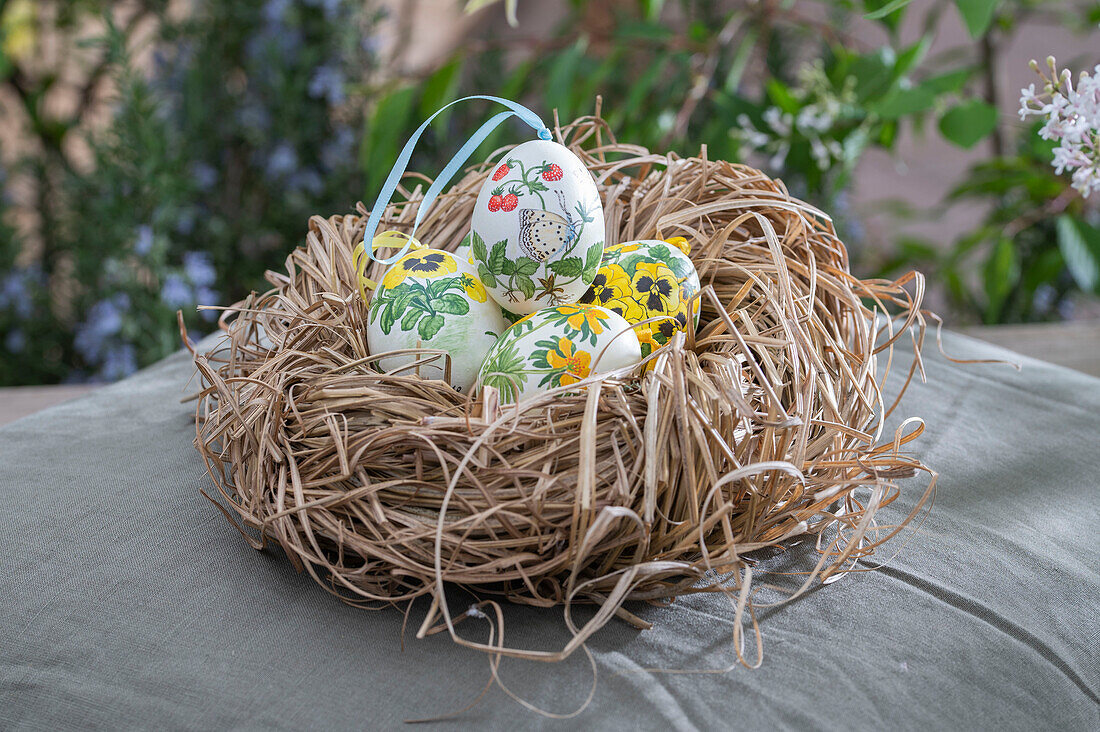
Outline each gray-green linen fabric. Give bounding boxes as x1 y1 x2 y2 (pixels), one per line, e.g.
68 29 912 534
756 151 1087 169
0 332 1097 730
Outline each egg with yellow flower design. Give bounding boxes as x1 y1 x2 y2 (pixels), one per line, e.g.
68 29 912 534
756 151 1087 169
476 304 641 403
579 238 701 358
367 248 509 392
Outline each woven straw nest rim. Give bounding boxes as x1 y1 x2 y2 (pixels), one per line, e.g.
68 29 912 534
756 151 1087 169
186 110 938 683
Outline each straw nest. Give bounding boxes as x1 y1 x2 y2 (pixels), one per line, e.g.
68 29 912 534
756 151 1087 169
188 112 936 669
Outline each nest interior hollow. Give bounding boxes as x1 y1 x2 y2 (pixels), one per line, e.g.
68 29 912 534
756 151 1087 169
190 113 933 657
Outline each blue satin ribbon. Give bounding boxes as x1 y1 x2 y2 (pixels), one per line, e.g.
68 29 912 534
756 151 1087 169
363 95 553 265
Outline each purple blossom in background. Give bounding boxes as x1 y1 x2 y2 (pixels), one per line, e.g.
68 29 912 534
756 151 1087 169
361 36 381 56
160 274 194 308
287 169 324 196
5 329 25 353
74 294 129 361
247 5 303 62
308 64 346 106
0 268 37 319
175 208 196 236
237 103 272 134
183 252 217 288
265 142 299 179
263 0 291 24
191 161 218 191
1032 284 1056 312
100 343 138 381
0 272 27 308
134 225 154 255
321 126 355 171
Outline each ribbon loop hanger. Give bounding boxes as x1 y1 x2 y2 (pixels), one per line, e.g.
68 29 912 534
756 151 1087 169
362 95 553 267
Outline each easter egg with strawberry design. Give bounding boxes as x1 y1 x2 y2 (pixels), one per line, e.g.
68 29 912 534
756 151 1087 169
367 248 509 392
476 303 641 404
579 238 701 358
470 139 605 315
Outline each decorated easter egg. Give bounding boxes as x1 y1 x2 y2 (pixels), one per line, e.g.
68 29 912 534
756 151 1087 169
578 238 701 358
367 248 508 392
477 304 641 404
469 139 605 315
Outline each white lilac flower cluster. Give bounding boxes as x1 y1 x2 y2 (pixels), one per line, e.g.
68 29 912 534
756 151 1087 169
736 60 856 171
1019 57 1100 198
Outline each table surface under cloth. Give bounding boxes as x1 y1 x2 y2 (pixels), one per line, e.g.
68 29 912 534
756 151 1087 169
1 330 1097 731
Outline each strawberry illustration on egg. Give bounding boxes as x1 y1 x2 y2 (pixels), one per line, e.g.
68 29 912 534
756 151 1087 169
541 163 563 182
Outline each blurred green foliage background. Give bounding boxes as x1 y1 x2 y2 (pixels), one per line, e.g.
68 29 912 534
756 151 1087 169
0 0 1097 385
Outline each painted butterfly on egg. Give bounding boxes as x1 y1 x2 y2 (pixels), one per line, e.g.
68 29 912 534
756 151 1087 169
518 190 580 262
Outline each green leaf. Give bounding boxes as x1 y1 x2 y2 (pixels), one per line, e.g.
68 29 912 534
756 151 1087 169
641 0 666 21
361 87 417 199
955 0 999 38
621 51 667 120
877 119 899 148
545 38 585 121
427 278 453 298
488 240 507 274
848 49 895 102
516 257 540 276
893 36 931 77
723 28 756 94
619 254 644 273
898 237 938 261
500 258 515 276
765 79 799 114
870 85 936 119
982 237 1019 320
864 0 912 20
418 314 445 341
391 289 416 320
470 230 487 263
418 57 464 123
401 308 421 332
433 293 470 316
515 275 535 299
549 256 584 278
648 244 671 261
938 101 998 149
920 69 970 95
478 264 498 288
585 242 604 273
1057 215 1100 294
379 302 397 335
1021 248 1065 294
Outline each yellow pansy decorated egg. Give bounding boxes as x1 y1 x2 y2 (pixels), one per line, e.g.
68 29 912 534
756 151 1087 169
469 139 605 315
367 248 508 392
579 238 701 358
476 304 641 404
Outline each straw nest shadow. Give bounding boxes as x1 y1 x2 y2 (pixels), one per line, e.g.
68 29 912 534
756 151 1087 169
187 112 936 671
